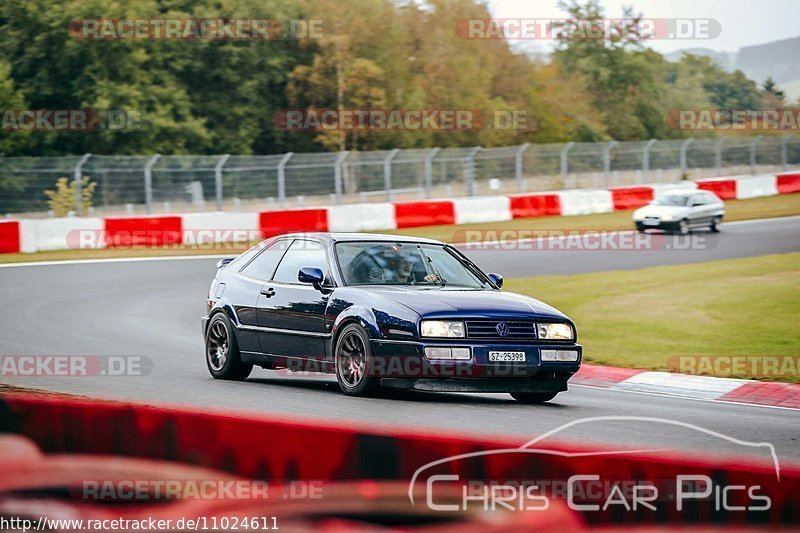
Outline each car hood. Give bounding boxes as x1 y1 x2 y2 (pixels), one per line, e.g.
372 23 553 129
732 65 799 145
365 287 569 320
634 204 689 218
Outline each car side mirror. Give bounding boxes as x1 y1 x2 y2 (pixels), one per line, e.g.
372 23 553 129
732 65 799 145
298 267 330 293
487 273 503 289
217 258 233 269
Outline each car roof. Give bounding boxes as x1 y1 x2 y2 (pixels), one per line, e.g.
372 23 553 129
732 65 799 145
659 190 708 197
280 232 444 245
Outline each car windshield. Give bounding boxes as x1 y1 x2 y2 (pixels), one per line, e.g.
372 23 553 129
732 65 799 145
336 241 488 288
652 195 691 206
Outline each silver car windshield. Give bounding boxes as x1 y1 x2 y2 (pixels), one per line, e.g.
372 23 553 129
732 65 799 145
653 195 691 206
336 242 487 288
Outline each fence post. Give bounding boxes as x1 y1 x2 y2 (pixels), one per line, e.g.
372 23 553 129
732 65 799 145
714 137 725 176
277 152 293 207
781 135 794 170
334 151 349 204
642 139 657 181
73 153 92 216
383 149 400 201
679 138 693 177
603 141 618 186
143 154 161 215
464 146 481 196
750 135 762 175
214 154 230 211
423 147 441 198
515 143 530 192
560 142 574 180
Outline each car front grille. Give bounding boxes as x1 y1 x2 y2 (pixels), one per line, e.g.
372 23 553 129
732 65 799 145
465 320 537 341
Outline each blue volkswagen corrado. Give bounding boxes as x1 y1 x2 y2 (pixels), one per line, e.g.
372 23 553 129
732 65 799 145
203 233 581 403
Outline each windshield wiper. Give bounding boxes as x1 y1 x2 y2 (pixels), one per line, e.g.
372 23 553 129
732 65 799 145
416 244 446 287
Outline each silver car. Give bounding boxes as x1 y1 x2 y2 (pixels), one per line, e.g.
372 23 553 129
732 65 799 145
633 190 725 234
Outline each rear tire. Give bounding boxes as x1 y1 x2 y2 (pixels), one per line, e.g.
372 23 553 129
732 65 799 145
335 324 379 397
710 216 722 233
510 392 559 404
205 313 252 381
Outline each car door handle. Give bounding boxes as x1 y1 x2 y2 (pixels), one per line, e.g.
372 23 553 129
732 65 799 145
261 287 276 298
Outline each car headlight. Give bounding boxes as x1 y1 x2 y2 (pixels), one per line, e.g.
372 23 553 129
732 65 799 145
420 320 465 338
660 214 673 221
537 323 574 340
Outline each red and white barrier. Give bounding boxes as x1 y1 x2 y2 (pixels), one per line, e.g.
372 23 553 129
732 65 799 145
555 189 614 216
394 200 455 228
696 177 737 199
2 170 797 254
509 193 561 218
260 208 328 237
182 212 261 244
610 186 653 210
327 203 397 232
453 196 511 224
776 171 800 194
732 174 778 199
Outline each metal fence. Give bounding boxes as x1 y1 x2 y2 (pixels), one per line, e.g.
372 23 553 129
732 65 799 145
2 135 799 217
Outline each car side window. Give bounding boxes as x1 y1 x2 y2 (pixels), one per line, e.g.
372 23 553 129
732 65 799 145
239 239 291 281
272 240 329 284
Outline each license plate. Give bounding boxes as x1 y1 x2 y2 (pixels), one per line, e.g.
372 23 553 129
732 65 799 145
489 351 526 362
643 219 660 226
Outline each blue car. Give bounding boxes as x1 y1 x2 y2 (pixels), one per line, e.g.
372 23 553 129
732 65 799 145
203 233 581 403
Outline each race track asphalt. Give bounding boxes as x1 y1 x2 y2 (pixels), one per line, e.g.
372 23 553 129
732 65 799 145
1 216 798 467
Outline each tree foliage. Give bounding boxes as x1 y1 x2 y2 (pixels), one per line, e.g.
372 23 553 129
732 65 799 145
0 0 779 156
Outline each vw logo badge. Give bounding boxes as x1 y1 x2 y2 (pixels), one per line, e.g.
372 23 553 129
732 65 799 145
495 322 510 337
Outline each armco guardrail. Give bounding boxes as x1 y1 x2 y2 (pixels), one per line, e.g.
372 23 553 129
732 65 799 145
0 171 797 254
3 135 799 217
1 392 798 527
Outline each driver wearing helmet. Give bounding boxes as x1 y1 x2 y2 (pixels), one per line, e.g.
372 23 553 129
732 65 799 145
360 245 440 284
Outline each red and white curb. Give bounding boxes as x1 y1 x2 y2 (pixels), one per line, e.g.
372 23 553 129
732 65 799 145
1 170 798 254
573 364 800 409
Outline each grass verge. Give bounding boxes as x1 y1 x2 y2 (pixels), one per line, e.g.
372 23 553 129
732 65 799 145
0 193 798 264
505 253 800 382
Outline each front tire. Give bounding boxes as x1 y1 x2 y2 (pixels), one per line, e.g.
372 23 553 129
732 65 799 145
511 392 559 404
334 324 379 397
677 219 689 235
205 313 252 381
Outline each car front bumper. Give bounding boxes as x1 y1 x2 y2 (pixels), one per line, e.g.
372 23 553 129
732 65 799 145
369 339 581 392
636 219 683 231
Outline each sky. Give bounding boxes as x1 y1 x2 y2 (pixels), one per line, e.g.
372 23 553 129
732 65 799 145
487 0 800 55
